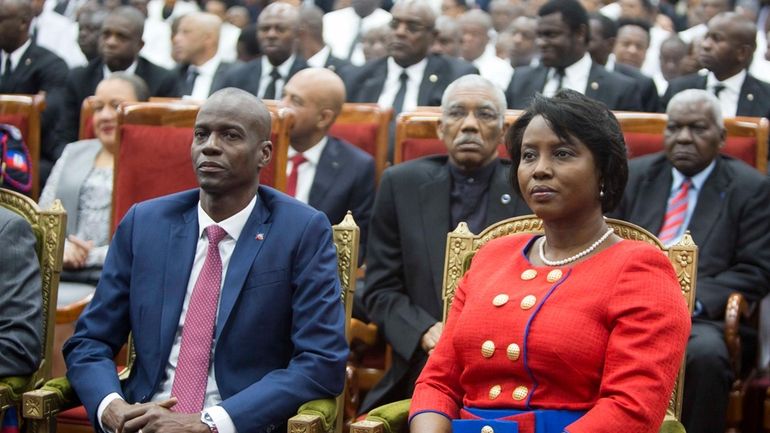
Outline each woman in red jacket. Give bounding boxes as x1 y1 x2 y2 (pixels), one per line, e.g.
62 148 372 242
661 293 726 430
409 89 691 433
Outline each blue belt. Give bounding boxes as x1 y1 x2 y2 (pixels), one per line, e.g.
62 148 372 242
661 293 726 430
451 408 585 433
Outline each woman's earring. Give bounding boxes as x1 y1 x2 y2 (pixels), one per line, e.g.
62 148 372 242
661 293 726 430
599 185 605 198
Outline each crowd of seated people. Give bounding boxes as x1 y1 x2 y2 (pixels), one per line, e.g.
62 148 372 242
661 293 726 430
2 0 770 432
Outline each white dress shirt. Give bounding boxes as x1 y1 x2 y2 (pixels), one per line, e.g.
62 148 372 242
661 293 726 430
665 160 716 246
96 196 258 433
258 54 296 100
307 46 332 69
542 52 592 97
679 23 707 44
147 0 199 23
287 137 328 204
472 45 514 91
641 26 672 79
1 39 32 76
140 19 174 69
185 56 222 100
102 61 138 78
30 12 85 68
706 69 746 118
377 56 428 113
323 7 391 66
218 23 240 63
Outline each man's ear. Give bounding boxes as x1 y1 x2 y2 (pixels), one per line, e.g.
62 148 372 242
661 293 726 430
436 118 445 141
258 140 273 168
317 108 336 130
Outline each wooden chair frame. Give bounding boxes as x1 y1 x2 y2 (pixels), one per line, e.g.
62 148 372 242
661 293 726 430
0 188 65 427
350 216 698 433
0 94 46 199
332 103 392 183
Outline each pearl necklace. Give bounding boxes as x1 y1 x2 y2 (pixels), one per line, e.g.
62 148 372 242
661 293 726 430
538 228 615 266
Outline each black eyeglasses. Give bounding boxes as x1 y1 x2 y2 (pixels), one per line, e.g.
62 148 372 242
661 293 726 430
389 18 432 34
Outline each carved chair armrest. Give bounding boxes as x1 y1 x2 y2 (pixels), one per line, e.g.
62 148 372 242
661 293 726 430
350 319 379 347
725 292 751 377
288 398 337 433
350 399 411 433
0 375 34 409
22 376 80 424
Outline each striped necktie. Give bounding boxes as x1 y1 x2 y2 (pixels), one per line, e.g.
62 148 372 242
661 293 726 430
658 178 692 245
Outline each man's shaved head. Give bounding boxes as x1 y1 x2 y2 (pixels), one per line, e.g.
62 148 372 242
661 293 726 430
282 68 346 151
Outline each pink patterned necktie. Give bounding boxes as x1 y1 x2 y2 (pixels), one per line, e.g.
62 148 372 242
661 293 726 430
658 178 692 245
171 225 228 413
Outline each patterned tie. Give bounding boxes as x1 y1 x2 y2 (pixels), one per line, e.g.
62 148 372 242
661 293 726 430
658 178 692 245
286 153 306 197
171 225 228 413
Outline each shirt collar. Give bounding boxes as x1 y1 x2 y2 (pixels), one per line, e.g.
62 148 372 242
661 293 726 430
288 136 328 166
307 46 331 69
103 60 139 77
193 55 221 77
448 159 497 184
564 52 593 80
261 53 296 79
386 56 428 82
196 194 258 242
605 53 616 71
4 38 31 71
671 158 717 192
706 69 746 94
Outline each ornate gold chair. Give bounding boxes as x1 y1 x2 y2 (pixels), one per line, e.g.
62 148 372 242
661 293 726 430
0 188 65 430
350 215 698 433
22 213 359 433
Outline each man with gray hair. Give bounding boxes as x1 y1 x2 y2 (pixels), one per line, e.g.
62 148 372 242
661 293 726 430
361 75 530 412
612 88 770 433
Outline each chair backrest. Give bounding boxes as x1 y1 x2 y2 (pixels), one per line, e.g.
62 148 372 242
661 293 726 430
0 94 46 198
393 107 518 164
441 215 698 420
0 188 66 386
329 103 392 183
79 96 96 141
615 112 769 173
111 101 292 232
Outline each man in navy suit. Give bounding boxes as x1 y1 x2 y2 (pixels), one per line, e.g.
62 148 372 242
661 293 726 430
64 88 348 433
282 68 375 259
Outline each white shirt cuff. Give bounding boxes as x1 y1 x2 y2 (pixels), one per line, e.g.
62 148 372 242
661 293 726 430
205 405 237 433
97 393 123 432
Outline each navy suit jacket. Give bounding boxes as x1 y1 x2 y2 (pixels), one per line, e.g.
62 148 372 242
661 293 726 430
505 61 644 111
310 136 375 260
614 63 660 113
611 154 770 319
63 187 348 432
660 72 770 117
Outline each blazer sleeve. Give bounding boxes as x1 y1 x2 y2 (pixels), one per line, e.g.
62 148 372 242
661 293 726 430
0 212 42 377
219 211 348 432
362 170 439 362
567 248 690 433
63 205 137 425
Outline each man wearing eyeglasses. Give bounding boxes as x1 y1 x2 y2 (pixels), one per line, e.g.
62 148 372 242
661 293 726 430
346 0 478 160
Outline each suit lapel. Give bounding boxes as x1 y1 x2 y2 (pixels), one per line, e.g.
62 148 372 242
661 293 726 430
308 137 339 209
359 59 387 102
159 205 199 358
4 45 33 90
687 159 728 247
635 159 672 234
737 75 759 116
486 160 523 223
419 163 451 300
215 197 271 339
417 56 441 106
585 63 603 99
210 63 230 96
529 66 549 95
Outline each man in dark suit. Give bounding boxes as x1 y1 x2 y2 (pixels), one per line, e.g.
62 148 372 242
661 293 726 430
216 2 307 99
297 5 354 80
360 75 531 412
0 206 42 378
63 88 348 433
506 0 644 111
588 13 660 112
281 68 375 259
612 89 770 433
662 12 770 118
173 12 233 100
53 6 179 154
0 0 69 181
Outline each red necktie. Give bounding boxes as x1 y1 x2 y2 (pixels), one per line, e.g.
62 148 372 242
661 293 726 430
286 153 306 197
658 178 692 245
171 225 228 413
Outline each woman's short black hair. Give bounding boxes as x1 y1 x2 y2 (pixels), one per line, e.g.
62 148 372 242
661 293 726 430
505 89 628 213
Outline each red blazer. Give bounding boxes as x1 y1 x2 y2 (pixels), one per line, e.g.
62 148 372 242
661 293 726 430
410 234 690 433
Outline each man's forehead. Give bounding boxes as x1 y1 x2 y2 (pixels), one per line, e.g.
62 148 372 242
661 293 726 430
669 103 715 123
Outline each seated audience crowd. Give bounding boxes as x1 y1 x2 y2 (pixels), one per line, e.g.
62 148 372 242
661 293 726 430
2 0 770 432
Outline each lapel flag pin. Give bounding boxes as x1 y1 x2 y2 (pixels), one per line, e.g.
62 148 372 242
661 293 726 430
429 74 438 83
255 233 264 240
747 94 754 101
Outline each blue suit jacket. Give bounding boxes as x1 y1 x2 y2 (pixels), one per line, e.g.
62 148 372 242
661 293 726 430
64 187 348 432
310 136 375 261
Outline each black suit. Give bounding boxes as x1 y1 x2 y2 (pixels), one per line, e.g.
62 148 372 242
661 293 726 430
324 54 354 81
359 156 530 412
346 54 478 106
660 72 770 117
613 63 660 113
505 61 644 111
611 153 770 433
308 136 375 261
215 56 308 97
1 42 68 180
53 57 180 155
175 61 234 97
